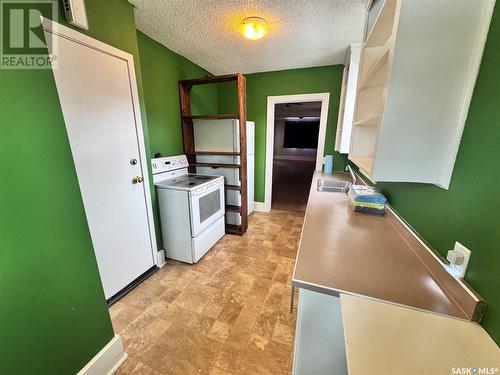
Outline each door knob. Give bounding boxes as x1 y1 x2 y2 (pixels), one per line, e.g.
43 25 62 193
132 176 144 184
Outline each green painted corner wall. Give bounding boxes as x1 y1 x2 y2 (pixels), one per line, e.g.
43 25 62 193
0 0 147 373
136 31 218 157
136 31 218 248
218 66 346 203
357 4 500 344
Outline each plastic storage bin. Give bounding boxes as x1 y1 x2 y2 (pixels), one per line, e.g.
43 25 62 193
349 185 387 215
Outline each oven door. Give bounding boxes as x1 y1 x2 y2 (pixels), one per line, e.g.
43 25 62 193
190 182 225 237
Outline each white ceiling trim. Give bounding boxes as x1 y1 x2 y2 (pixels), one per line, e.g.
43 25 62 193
131 0 366 75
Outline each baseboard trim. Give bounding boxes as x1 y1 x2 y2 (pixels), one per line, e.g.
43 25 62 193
254 202 270 212
273 155 316 161
107 265 158 306
157 249 167 268
77 334 127 375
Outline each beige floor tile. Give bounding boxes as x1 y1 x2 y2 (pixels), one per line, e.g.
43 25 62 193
272 323 295 346
214 344 242 373
209 366 232 375
111 211 303 375
207 320 231 343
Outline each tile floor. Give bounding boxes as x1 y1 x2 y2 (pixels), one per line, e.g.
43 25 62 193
111 211 304 375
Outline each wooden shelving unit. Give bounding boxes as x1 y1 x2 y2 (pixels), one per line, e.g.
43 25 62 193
189 162 242 169
188 151 241 156
225 184 241 191
179 73 248 235
225 204 242 213
183 114 239 120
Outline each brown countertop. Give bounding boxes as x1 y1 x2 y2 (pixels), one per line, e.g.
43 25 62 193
292 171 469 319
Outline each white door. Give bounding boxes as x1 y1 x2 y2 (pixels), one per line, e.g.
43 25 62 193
43 21 156 299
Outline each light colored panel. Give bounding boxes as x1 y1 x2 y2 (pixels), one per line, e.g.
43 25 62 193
375 0 491 186
247 153 255 215
193 119 239 152
157 188 193 263
293 289 347 375
339 43 362 154
341 294 500 375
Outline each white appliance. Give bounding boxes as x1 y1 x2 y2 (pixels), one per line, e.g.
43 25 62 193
152 155 225 264
193 120 255 226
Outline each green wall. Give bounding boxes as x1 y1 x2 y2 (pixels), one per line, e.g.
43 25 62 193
136 31 218 248
358 4 500 344
0 0 146 373
218 66 346 203
137 31 218 157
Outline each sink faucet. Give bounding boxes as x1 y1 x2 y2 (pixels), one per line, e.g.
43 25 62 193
345 164 357 185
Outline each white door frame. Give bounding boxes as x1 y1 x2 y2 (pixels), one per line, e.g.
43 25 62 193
262 93 330 212
41 18 160 266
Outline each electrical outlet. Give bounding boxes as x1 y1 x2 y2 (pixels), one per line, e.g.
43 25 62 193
450 241 471 278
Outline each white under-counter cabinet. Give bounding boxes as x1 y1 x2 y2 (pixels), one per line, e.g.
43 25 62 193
292 289 348 375
349 0 494 188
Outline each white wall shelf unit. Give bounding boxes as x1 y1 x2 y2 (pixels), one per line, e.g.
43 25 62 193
335 43 362 154
348 0 495 188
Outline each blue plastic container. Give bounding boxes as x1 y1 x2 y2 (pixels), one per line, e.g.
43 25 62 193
324 155 334 174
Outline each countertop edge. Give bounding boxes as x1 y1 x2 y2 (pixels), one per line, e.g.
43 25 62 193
292 171 486 322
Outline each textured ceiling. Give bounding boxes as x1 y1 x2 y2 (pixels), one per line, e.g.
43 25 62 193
131 0 367 75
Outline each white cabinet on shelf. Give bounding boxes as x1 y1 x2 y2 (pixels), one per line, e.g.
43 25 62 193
349 0 494 188
335 43 362 154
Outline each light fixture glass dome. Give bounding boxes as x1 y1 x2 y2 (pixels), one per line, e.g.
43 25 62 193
242 16 268 40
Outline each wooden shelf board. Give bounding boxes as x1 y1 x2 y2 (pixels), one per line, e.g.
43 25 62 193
179 74 239 86
226 224 244 235
184 114 239 120
225 184 241 191
191 162 241 169
190 151 241 156
226 204 242 213
351 156 374 175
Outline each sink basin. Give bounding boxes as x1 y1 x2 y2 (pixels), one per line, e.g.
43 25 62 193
317 179 351 193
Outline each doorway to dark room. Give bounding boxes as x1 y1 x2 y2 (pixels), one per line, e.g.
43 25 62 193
271 101 322 212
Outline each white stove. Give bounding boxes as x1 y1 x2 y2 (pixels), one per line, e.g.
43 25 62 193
152 155 225 264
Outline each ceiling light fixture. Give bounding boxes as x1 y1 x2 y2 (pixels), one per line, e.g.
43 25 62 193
241 16 268 40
